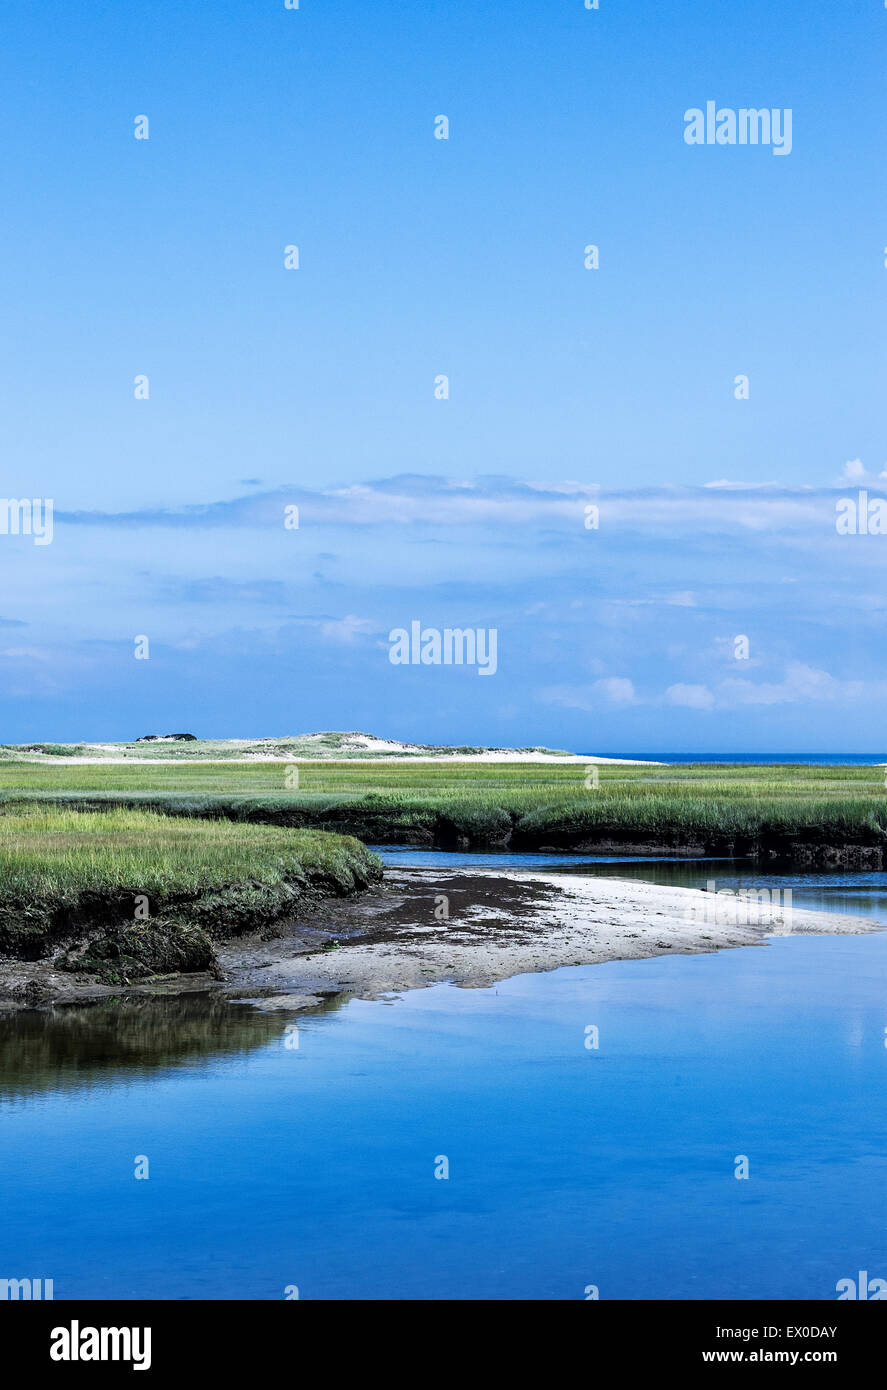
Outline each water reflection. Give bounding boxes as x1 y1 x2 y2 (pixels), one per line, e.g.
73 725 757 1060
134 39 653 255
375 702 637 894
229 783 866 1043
0 993 344 1101
0 854 885 1298
5 853 887 1111
554 859 887 927
376 846 887 928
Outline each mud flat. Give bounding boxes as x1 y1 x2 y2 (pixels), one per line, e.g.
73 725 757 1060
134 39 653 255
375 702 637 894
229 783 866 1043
2 866 879 1013
220 868 881 1009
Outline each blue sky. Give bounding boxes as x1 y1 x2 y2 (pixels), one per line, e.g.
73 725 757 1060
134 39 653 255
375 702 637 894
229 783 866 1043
2 0 886 752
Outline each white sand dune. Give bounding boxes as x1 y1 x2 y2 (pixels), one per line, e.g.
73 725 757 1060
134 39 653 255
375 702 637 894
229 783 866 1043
8 730 662 765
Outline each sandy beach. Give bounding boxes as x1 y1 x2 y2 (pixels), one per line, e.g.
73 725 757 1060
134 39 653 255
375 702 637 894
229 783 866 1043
223 867 880 1007
5 753 661 766
2 866 878 1012
3 730 661 764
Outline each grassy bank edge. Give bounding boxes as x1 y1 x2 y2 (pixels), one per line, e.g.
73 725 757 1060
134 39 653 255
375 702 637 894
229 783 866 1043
5 788 885 866
0 806 382 989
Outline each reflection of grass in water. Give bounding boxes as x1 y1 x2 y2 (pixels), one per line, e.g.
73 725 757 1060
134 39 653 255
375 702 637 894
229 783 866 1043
0 992 346 1100
1 762 885 841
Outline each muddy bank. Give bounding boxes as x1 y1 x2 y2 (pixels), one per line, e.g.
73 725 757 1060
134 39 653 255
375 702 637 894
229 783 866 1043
0 845 381 998
5 845 883 1016
5 866 876 1013
215 868 880 1004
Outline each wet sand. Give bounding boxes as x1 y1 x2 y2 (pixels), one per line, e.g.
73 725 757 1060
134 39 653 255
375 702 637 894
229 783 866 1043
221 867 881 1009
0 868 879 1012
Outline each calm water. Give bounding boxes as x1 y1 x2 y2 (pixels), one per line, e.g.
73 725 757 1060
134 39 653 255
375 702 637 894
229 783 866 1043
1 851 885 1301
377 846 887 925
619 754 885 764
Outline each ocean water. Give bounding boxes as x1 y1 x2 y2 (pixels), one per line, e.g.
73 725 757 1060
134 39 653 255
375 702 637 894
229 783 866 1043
1 854 885 1301
614 755 885 765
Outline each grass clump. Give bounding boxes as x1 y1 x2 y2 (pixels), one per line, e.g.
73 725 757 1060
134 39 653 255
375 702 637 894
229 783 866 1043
0 804 381 981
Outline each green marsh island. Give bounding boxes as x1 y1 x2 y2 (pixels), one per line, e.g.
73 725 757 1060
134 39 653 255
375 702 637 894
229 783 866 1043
0 733 885 1005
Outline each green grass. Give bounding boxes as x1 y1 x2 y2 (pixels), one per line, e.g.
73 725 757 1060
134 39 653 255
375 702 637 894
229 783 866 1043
0 803 380 897
0 760 885 847
0 804 381 980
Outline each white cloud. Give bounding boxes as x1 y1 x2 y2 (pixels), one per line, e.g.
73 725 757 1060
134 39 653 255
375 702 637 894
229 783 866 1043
318 615 379 644
704 479 781 490
611 591 696 609
665 683 715 710
719 662 860 706
539 677 636 711
596 677 637 705
62 476 861 539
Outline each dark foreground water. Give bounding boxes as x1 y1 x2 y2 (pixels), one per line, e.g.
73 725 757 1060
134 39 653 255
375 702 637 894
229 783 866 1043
1 852 885 1301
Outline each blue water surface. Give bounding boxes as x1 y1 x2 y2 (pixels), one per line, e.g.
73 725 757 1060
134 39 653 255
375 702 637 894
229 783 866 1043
620 754 886 765
1 855 885 1301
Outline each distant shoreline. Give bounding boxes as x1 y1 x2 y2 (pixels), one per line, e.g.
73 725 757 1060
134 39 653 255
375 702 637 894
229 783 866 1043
5 752 663 766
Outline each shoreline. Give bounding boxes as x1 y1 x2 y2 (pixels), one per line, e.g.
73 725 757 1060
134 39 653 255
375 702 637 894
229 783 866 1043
1 753 662 766
2 867 879 1013
221 868 880 1005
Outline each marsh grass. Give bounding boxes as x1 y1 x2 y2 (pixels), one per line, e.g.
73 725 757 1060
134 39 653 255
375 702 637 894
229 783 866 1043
0 761 884 843
0 804 382 978
0 803 378 894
